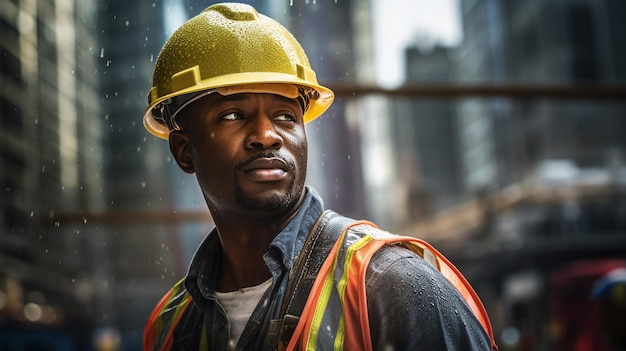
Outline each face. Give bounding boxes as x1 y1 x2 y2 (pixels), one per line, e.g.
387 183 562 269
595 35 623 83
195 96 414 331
169 92 308 217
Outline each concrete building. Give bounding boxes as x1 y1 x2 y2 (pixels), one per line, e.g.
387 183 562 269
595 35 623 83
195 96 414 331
452 1 626 348
1 0 104 347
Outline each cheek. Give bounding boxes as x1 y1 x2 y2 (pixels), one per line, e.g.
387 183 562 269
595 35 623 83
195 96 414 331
297 138 308 167
290 130 308 176
190 137 232 185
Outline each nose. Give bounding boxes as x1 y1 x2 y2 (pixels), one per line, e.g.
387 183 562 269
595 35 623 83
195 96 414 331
245 115 283 150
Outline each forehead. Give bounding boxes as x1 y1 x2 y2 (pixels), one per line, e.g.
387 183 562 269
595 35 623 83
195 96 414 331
177 92 304 130
197 92 301 110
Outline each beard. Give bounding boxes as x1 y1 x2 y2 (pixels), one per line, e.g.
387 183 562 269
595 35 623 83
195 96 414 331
233 152 301 212
234 176 297 212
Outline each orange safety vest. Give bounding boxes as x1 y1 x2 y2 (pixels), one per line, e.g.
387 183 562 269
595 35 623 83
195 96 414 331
144 278 195 351
144 220 497 351
286 220 497 351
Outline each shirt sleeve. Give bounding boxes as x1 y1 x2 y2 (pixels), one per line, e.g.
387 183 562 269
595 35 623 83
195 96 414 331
365 244 493 351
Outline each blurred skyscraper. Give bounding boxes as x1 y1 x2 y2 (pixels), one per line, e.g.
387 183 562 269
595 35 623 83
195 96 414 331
456 0 626 190
1 0 104 347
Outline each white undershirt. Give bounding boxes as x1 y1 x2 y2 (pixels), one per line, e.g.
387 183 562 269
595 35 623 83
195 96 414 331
215 278 272 350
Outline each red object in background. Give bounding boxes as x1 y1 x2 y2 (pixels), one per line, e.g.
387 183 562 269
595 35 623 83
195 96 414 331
549 259 626 351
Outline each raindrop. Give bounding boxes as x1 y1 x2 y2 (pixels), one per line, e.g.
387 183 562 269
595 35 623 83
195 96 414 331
125 20 129 26
100 48 104 58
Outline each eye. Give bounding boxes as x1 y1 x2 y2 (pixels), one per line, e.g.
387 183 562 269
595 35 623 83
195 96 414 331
220 112 243 121
274 113 297 122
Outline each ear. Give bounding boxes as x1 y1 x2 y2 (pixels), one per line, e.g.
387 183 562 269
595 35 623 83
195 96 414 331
169 130 195 174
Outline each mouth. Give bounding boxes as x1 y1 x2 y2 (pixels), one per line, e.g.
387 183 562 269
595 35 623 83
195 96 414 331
240 156 290 182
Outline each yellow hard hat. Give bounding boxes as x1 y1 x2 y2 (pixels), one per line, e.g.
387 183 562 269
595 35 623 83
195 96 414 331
143 2 335 139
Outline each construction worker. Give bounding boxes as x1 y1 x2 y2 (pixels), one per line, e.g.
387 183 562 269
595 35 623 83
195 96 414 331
142 3 497 351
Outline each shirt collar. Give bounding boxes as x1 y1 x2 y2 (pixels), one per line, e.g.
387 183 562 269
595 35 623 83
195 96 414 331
184 186 324 299
267 187 324 271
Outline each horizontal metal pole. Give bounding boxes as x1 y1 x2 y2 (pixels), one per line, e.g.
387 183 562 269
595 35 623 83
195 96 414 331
46 210 213 225
327 83 626 100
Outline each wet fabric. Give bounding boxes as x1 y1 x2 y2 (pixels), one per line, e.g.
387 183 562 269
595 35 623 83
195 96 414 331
144 186 492 350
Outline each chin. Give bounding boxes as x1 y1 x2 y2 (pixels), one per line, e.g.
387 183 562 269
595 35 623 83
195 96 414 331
236 187 298 213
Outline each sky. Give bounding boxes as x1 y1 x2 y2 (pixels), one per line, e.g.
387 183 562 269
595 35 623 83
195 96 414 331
163 0 463 88
372 0 462 87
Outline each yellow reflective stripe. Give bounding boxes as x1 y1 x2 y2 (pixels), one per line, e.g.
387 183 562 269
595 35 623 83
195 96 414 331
305 253 338 350
199 320 208 350
306 234 373 350
170 291 192 322
334 235 372 350
154 281 192 351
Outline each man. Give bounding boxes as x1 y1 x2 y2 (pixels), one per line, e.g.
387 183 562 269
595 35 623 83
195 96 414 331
142 3 496 351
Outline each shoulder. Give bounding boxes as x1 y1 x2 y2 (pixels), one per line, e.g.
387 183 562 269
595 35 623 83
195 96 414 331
365 243 444 294
364 244 492 350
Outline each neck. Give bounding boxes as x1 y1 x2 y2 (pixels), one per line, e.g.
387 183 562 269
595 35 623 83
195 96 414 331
212 193 305 291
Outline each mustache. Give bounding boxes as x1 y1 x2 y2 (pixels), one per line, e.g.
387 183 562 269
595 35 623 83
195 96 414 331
235 152 296 172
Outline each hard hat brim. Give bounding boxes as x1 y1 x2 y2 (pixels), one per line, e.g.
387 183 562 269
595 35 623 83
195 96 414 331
143 72 334 139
